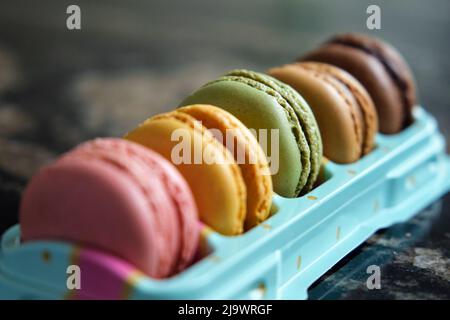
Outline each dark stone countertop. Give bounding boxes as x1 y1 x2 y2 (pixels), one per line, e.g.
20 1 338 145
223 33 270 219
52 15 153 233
0 0 449 299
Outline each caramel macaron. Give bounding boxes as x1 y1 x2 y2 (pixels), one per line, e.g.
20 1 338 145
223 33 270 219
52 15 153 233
300 33 416 134
269 62 378 164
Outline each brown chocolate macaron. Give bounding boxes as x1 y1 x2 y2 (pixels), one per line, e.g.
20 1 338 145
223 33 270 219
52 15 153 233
268 62 378 164
299 33 416 134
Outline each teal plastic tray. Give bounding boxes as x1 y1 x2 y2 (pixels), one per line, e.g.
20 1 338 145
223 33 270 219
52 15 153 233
1 107 449 300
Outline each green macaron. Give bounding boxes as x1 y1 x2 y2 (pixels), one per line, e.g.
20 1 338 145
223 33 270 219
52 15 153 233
180 69 322 198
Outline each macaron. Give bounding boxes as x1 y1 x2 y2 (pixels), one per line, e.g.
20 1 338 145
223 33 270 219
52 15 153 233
125 109 247 236
20 138 199 278
180 69 322 198
300 33 416 134
177 104 273 230
269 62 378 163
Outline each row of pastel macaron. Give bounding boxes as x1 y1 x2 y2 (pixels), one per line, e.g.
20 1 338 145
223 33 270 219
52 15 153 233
176 32 416 197
19 33 417 279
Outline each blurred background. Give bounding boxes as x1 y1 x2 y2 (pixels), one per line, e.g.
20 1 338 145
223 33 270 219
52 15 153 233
0 0 449 299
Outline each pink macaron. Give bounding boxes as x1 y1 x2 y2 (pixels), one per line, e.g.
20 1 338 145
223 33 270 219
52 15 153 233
20 138 199 278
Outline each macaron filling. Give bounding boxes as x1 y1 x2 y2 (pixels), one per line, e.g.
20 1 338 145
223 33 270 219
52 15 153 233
226 69 323 193
207 74 311 196
180 79 303 198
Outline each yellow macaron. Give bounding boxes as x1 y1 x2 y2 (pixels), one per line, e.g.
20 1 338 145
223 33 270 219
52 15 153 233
125 104 272 235
178 104 272 230
125 109 246 235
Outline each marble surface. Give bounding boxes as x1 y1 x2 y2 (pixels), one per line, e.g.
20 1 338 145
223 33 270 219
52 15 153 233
0 0 449 299
308 198 450 299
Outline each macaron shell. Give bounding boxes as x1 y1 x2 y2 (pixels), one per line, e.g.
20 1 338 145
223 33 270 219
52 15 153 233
135 149 199 272
267 77 323 193
225 70 322 195
269 64 363 163
378 41 417 114
61 143 180 277
125 112 247 236
20 160 169 278
181 79 303 198
329 33 416 115
301 43 406 134
70 139 199 273
216 74 312 196
298 62 378 155
178 104 273 229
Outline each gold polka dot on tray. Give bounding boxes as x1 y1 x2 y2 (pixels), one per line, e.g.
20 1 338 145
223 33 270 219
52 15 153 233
261 223 272 230
249 282 267 299
70 247 81 266
373 199 380 214
347 169 357 176
269 203 279 216
307 195 317 200
200 226 214 237
296 256 302 271
209 255 221 263
336 226 341 241
64 290 76 300
41 250 51 263
122 270 144 299
407 175 416 187
257 283 266 296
